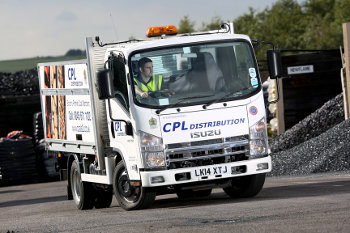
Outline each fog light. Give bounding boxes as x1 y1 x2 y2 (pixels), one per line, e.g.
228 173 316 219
151 176 165 184
257 163 269 171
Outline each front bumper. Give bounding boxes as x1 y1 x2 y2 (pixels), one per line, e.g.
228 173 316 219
140 156 271 187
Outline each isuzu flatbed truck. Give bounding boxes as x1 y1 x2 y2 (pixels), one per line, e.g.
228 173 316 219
38 23 281 210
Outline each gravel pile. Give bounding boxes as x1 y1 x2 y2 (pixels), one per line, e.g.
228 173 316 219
269 93 350 176
0 69 39 97
269 119 350 176
269 93 344 153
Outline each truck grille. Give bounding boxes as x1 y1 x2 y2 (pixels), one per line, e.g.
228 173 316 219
165 135 249 169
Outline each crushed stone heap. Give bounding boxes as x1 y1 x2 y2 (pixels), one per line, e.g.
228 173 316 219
269 93 344 153
269 93 350 176
269 118 350 176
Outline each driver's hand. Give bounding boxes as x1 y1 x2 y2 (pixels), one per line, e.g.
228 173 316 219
162 89 175 97
141 91 148 98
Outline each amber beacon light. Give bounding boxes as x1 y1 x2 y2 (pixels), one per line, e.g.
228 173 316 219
146 25 178 37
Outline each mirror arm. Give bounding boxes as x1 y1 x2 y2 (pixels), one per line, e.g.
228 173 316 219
268 79 280 104
261 40 276 50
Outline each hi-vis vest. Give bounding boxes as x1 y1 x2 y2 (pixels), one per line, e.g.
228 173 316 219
134 74 163 92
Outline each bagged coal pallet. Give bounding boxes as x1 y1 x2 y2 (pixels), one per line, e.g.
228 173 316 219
34 143 60 181
0 131 38 186
33 112 44 145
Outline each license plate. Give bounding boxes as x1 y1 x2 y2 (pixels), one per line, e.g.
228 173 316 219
192 165 229 178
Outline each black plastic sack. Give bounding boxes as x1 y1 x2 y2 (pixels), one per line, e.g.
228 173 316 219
0 131 38 186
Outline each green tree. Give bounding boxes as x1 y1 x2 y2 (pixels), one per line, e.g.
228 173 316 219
178 15 195 34
65 49 86 57
311 0 350 49
200 16 224 31
178 0 350 54
301 0 337 49
333 0 350 46
233 8 261 39
233 0 305 61
233 0 350 51
264 0 305 49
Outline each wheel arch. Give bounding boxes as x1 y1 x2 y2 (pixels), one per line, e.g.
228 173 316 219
113 150 123 167
111 147 141 181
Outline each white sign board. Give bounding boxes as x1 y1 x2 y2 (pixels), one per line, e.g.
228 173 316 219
66 95 95 142
160 106 249 144
287 65 314 75
65 64 89 88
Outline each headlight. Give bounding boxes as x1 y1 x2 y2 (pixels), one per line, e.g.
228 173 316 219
249 118 268 157
139 131 166 168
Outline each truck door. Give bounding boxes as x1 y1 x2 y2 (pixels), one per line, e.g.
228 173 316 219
107 54 139 180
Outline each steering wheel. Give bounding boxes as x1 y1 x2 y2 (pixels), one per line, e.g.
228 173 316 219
149 89 173 98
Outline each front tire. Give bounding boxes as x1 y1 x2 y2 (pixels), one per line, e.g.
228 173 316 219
223 174 266 198
70 160 95 210
113 161 156 210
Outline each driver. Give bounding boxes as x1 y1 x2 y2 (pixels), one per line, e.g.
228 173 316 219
134 57 163 99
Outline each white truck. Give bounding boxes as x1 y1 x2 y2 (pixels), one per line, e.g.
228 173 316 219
37 24 281 210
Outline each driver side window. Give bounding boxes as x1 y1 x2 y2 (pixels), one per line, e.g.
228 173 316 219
110 55 129 110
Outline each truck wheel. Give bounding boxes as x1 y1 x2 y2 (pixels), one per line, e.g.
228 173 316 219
113 161 156 210
176 189 212 199
223 174 266 198
94 189 113 209
67 185 73 200
70 160 95 210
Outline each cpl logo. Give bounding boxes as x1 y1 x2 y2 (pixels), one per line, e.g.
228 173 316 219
249 106 258 115
68 68 76 81
115 122 123 132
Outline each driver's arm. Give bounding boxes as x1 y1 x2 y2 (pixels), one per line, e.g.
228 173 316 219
135 85 148 98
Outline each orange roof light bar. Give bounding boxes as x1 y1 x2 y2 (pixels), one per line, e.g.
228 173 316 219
146 25 178 37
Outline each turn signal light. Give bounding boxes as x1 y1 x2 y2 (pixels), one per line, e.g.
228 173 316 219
146 25 178 37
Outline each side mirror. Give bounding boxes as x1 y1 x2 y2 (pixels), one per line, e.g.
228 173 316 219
267 50 282 79
125 122 133 136
97 69 114 99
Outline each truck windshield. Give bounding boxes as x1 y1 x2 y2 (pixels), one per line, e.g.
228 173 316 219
130 40 260 108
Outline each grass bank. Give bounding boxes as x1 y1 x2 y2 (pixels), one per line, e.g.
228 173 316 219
0 56 85 73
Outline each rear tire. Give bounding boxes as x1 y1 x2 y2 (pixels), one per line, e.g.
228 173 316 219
223 174 266 198
113 161 156 210
70 160 95 210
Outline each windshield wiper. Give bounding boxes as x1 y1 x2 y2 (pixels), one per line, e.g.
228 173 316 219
203 87 255 109
156 94 215 114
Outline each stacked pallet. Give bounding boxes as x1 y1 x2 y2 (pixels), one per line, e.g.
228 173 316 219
0 131 38 185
